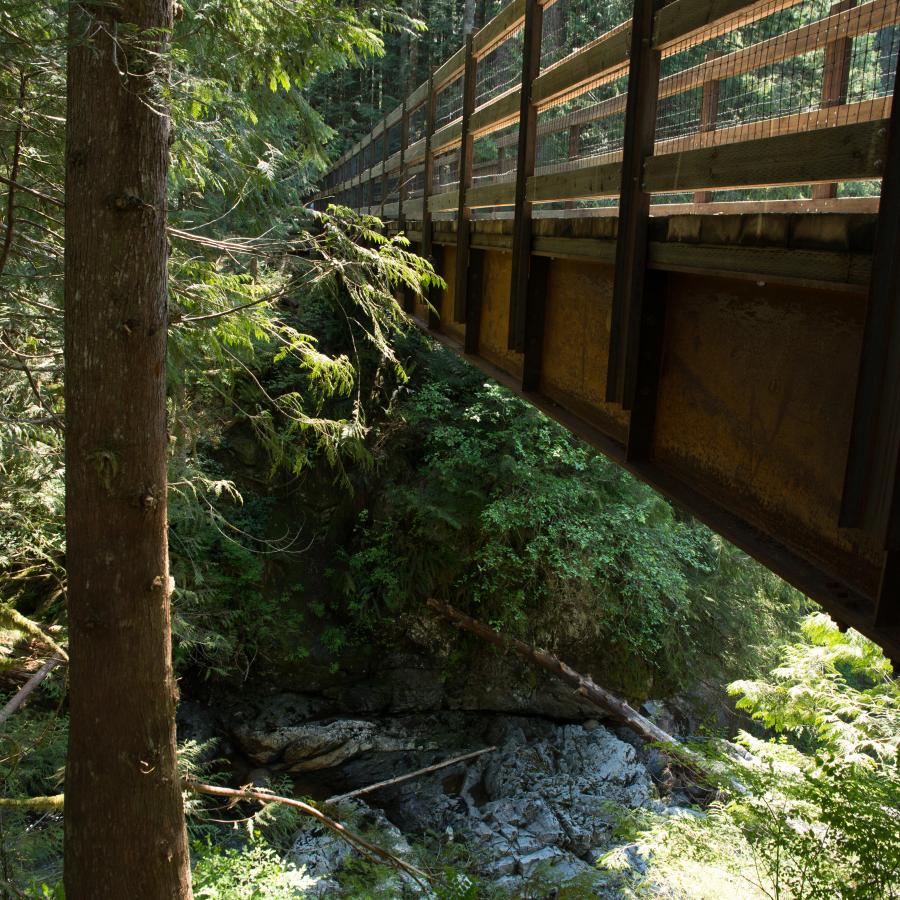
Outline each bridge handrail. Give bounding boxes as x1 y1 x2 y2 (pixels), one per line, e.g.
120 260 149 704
318 0 895 214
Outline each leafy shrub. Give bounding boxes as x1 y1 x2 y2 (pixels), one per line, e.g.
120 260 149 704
599 615 900 899
191 837 316 899
339 342 803 694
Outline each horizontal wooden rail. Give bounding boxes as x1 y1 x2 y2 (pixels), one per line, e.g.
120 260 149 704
644 117 888 192
532 21 632 107
474 0 526 56
493 0 897 152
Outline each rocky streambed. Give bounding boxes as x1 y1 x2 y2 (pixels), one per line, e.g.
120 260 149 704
182 690 707 896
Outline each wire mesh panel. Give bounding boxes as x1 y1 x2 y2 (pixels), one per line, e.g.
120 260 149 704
436 75 464 129
386 122 402 157
475 27 524 108
408 103 427 143
405 165 426 200
433 147 461 192
654 0 899 157
473 122 520 185
385 172 401 204
536 78 630 175
540 0 633 71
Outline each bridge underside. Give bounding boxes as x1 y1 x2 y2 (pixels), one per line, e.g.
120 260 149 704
395 210 900 661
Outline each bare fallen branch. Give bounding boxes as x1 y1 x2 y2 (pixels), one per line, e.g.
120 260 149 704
183 779 431 890
426 599 744 792
325 745 497 805
0 656 64 728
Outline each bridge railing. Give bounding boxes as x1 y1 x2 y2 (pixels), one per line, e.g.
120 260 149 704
316 0 897 221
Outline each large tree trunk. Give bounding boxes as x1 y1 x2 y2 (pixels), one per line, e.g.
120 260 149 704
64 1 192 897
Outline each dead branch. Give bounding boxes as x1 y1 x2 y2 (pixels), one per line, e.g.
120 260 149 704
425 598 744 793
183 779 431 890
0 656 64 728
325 745 497 805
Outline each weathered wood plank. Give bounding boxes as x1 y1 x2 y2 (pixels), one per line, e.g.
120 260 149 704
385 105 404 129
471 87 522 137
474 0 526 57
428 189 461 212
658 0 900 105
405 137 427 164
406 80 430 110
654 0 803 49
434 45 466 89
422 72 437 266
527 160 622 202
466 180 517 207
532 22 631 108
432 119 464 154
645 117 889 192
522 254 550 391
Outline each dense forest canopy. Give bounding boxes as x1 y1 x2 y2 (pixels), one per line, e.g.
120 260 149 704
0 0 898 897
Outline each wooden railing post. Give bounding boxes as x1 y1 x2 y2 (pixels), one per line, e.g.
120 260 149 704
380 116 389 219
564 123 581 211
398 100 409 225
606 0 663 417
508 0 545 354
812 0 856 201
453 32 478 323
422 71 439 329
399 99 414 311
693 50 722 205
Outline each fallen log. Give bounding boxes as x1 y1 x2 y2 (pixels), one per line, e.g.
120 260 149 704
184 779 431 890
425 598 740 790
325 745 497 805
0 656 64 729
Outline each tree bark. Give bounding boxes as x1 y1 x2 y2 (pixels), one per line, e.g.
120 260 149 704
64 1 192 897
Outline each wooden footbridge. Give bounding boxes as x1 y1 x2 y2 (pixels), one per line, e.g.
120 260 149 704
313 0 900 660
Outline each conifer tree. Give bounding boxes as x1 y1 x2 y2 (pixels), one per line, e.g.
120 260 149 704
63 1 192 896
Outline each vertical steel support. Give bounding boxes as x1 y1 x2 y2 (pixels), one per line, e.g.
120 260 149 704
508 0 544 352
464 249 486 353
453 33 478 323
839 65 900 628
606 0 662 408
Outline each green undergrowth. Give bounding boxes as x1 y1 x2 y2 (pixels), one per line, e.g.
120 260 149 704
326 336 806 698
